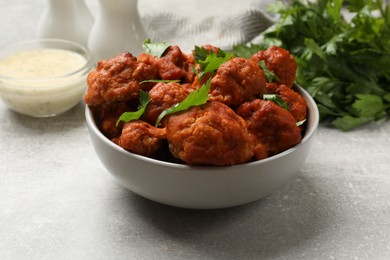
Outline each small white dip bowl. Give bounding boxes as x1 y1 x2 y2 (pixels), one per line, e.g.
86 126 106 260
0 39 94 117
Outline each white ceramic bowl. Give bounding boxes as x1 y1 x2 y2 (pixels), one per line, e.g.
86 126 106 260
0 39 94 117
86 85 319 209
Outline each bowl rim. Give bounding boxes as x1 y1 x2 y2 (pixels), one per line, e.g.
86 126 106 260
0 38 95 81
85 84 319 170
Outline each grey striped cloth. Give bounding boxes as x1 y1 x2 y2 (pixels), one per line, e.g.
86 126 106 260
139 0 276 52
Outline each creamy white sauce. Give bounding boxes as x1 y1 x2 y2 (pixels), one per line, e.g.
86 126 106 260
0 49 87 79
0 48 91 117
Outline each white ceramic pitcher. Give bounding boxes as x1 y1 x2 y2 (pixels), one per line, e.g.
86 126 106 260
37 0 94 48
87 0 147 61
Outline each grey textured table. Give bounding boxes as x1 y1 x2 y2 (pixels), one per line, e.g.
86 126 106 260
1 1 390 259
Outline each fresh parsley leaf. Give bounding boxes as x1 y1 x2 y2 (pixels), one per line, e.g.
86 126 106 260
263 94 288 110
203 53 232 73
116 90 151 126
142 38 170 57
352 94 385 119
191 65 199 75
332 115 374 131
326 0 343 24
233 43 264 59
384 93 390 103
194 46 210 63
303 38 327 61
258 60 280 82
155 79 211 126
194 46 234 74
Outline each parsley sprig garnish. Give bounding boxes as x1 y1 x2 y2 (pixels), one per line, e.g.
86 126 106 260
116 90 151 126
193 46 234 77
263 94 288 110
258 60 280 83
155 79 211 126
142 38 171 57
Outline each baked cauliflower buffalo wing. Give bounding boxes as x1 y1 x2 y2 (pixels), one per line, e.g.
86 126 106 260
250 46 297 88
85 52 158 109
266 83 307 122
142 82 190 125
166 101 254 165
236 99 302 157
118 120 167 157
208 57 267 107
138 45 195 83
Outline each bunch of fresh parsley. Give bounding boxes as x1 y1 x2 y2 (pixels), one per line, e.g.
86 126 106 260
234 0 390 131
